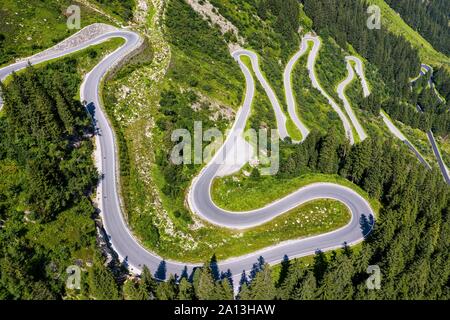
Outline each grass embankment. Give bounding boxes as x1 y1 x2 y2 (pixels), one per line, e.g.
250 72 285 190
212 171 380 215
395 121 436 166
0 0 117 67
286 118 304 141
345 63 390 140
89 0 135 22
436 136 450 170
239 53 304 142
239 55 278 131
2 38 125 88
380 109 436 169
291 41 346 141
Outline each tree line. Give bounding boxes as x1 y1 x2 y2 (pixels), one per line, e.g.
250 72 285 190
385 0 450 55
301 0 421 98
1 0 448 300
300 0 450 138
0 60 120 299
377 67 450 137
256 0 300 43
434 67 450 102
120 0 449 300
104 128 449 300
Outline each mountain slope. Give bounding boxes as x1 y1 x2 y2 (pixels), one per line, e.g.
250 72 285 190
384 0 450 56
367 0 450 69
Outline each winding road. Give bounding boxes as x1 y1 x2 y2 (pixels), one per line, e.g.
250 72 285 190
380 110 432 170
406 64 449 183
413 67 449 183
0 25 375 283
302 36 355 145
336 57 370 142
427 130 450 184
383 111 450 185
283 37 312 142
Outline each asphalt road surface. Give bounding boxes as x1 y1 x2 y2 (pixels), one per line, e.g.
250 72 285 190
427 130 450 185
380 111 432 170
337 57 370 142
0 26 375 283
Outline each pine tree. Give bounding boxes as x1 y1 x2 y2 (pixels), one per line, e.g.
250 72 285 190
317 128 339 174
318 252 355 300
245 264 276 300
293 270 317 300
215 279 234 300
313 251 328 284
178 277 195 300
123 279 144 300
156 275 178 300
88 262 119 300
196 264 217 300
140 265 157 299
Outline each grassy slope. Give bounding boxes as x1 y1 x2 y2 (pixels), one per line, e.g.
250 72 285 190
238 48 304 141
291 43 345 139
212 171 380 215
368 0 450 69
0 0 118 66
239 54 277 131
364 0 450 173
98 0 358 262
314 36 360 142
